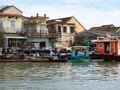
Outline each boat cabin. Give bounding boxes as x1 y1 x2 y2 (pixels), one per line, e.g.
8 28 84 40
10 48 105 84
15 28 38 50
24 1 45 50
94 36 120 57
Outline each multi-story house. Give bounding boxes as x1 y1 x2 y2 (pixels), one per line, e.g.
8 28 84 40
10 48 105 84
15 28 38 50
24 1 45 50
47 16 85 47
24 14 57 49
0 5 27 48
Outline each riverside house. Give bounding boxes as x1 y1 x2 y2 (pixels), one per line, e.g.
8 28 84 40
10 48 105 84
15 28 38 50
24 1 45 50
47 16 85 48
0 5 27 48
24 14 58 49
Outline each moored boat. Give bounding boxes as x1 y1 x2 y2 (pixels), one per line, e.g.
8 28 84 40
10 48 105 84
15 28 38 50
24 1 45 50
91 36 120 61
0 49 68 62
71 45 90 63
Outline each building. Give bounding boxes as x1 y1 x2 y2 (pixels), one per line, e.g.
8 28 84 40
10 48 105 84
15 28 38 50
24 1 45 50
24 14 57 49
47 16 85 47
0 5 27 48
89 24 120 36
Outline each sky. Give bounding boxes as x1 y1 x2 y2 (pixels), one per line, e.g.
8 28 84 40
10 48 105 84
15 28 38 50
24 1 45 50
0 0 120 29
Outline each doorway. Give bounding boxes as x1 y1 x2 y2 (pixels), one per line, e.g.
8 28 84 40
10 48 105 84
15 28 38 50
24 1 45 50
104 42 110 53
40 42 46 49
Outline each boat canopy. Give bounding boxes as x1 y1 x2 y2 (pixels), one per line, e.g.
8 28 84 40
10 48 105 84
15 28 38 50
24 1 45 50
72 46 89 48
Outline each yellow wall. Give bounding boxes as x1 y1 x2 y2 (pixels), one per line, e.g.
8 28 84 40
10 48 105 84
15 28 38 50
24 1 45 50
28 18 47 33
55 16 85 47
67 16 85 33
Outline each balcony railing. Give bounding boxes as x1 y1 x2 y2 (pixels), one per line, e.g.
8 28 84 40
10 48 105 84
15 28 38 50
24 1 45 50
27 32 60 38
61 33 75 36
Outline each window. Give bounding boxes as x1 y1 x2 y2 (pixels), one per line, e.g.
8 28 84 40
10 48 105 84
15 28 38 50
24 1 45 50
98 44 102 48
16 17 18 19
0 21 3 29
24 25 29 32
70 27 75 33
63 27 67 33
9 16 11 19
33 21 36 32
58 26 61 33
40 21 45 32
11 21 15 29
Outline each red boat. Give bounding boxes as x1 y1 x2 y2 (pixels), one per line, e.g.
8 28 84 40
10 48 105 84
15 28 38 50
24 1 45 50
91 36 120 61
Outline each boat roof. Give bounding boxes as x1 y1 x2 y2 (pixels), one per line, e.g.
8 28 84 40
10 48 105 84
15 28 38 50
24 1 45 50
72 46 89 48
96 40 119 43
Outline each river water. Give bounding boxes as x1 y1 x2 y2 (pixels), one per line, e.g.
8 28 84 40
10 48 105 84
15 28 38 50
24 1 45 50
0 61 120 90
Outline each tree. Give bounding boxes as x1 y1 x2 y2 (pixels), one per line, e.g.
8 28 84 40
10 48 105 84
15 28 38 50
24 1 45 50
81 37 90 46
0 32 4 47
0 29 4 47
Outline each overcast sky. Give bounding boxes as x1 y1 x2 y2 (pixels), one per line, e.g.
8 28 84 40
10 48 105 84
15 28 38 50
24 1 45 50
0 0 120 29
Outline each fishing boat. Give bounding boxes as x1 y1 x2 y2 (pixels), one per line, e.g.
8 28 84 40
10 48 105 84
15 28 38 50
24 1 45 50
71 45 90 63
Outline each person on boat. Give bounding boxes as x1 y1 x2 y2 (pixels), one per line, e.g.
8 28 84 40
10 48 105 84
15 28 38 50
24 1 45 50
74 48 78 55
56 49 60 58
3 47 7 54
77 49 82 56
81 48 86 56
49 50 55 56
57 48 68 61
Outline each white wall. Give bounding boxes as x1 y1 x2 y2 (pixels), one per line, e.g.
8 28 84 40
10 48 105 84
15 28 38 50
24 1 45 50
0 6 23 33
3 6 22 15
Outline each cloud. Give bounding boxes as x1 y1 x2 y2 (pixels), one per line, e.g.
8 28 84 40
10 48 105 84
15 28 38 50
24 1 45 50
0 0 120 29
78 10 120 29
18 4 120 29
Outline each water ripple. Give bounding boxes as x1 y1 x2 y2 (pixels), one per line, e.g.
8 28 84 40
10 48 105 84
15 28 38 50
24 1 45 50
0 62 120 90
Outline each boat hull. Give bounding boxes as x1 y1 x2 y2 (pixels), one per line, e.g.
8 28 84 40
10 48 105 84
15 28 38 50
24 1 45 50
71 56 89 63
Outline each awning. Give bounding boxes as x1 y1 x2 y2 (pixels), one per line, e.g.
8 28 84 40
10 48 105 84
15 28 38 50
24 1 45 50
4 36 27 39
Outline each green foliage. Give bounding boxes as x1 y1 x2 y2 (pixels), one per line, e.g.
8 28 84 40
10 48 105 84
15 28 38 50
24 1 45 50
81 37 90 46
0 33 4 44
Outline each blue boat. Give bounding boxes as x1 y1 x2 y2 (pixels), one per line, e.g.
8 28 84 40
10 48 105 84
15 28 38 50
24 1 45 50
71 45 90 63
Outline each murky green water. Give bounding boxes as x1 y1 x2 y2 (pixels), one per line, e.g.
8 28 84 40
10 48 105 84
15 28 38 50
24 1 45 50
0 61 120 90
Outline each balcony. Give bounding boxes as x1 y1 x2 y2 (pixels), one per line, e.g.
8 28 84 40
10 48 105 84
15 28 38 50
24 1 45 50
61 33 75 36
27 32 60 38
2 27 22 33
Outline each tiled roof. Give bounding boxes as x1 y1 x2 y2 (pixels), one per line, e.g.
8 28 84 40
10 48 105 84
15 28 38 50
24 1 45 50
0 5 14 12
89 24 120 36
0 5 22 13
0 5 8 12
75 30 102 40
89 24 117 31
58 17 72 23
47 16 73 24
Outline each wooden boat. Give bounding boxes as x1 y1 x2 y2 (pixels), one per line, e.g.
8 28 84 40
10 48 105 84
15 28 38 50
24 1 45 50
0 59 65 63
0 49 67 62
91 36 120 61
71 45 90 63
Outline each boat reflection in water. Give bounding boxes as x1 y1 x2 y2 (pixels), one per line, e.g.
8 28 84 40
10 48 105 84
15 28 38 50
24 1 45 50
0 61 120 90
